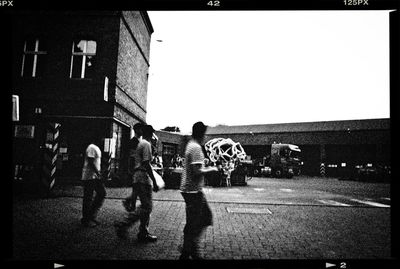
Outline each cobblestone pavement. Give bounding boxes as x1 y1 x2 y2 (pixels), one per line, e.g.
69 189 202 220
11 177 392 262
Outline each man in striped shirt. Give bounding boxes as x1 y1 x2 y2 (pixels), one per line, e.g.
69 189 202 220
179 121 219 260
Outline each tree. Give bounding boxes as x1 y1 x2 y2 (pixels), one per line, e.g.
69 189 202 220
161 126 180 133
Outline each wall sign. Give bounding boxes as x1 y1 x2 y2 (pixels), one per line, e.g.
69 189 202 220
14 125 35 138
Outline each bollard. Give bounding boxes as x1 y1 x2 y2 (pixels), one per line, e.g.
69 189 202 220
320 163 326 177
41 122 61 194
102 137 113 181
104 150 112 180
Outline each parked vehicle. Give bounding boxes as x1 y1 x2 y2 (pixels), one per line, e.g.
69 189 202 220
241 143 302 179
269 143 301 178
355 164 391 182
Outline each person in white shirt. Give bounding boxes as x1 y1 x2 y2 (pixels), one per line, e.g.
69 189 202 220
81 141 106 228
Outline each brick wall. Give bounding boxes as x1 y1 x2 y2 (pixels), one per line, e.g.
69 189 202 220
154 130 187 156
205 130 390 146
12 11 121 120
114 11 152 125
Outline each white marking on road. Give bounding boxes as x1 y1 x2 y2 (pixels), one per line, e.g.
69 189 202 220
350 199 390 208
226 207 272 214
228 188 240 192
203 188 213 193
382 197 391 201
253 188 264 191
317 199 351 207
280 188 294 192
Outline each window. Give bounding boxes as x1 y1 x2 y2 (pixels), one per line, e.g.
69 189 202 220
21 38 47 77
70 40 96 79
162 143 177 156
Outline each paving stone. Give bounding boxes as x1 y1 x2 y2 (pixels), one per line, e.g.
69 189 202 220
11 177 391 261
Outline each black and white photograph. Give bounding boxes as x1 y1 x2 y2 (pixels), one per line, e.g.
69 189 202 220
5 0 399 268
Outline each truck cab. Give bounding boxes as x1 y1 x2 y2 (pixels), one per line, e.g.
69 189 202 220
270 143 301 178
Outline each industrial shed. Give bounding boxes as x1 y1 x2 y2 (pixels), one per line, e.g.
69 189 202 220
204 118 390 176
154 118 390 177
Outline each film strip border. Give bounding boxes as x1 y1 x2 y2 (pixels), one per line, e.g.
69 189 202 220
42 122 61 193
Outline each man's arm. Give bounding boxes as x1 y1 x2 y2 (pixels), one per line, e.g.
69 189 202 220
128 156 135 175
141 141 159 191
88 157 101 179
143 160 158 191
191 163 218 178
190 144 219 180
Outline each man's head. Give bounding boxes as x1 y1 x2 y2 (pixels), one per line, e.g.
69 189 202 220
192 121 208 142
142 124 155 140
133 122 143 137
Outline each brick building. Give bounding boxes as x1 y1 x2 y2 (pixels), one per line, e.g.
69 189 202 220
154 130 187 167
12 11 153 190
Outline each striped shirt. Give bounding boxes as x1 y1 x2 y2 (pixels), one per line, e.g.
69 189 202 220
180 139 205 193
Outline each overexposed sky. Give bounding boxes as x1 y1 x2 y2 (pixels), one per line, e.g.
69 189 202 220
146 11 390 134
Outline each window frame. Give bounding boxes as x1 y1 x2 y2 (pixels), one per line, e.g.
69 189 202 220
21 38 47 78
69 39 97 79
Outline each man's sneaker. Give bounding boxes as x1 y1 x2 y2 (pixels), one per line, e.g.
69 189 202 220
178 251 204 260
91 219 101 225
81 219 97 228
137 233 157 242
114 222 128 239
179 252 191 260
190 253 204 260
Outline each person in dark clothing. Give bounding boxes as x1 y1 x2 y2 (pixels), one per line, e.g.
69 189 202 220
123 123 143 212
114 124 159 242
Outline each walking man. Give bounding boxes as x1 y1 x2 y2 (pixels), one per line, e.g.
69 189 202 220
81 140 106 228
180 121 219 259
123 122 143 212
114 124 159 242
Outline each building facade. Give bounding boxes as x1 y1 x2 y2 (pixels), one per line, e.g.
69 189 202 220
12 11 153 190
204 118 390 177
154 130 187 167
155 119 390 178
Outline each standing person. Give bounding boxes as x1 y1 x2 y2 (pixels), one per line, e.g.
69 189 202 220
179 121 219 259
151 152 162 168
114 124 159 242
177 154 183 168
81 140 106 228
172 154 178 168
123 122 143 212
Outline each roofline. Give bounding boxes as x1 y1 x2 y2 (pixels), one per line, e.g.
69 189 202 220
206 118 390 135
140 11 154 35
209 118 391 129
